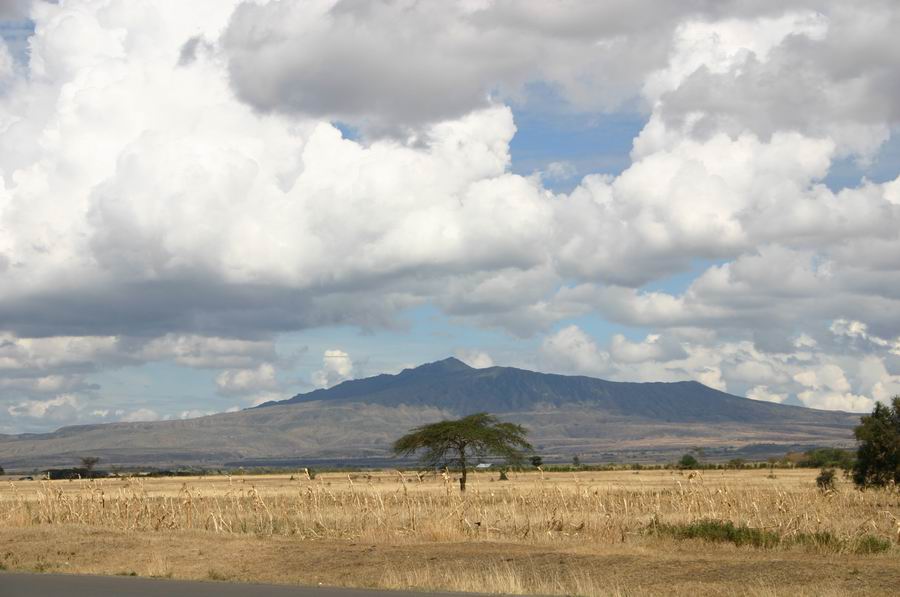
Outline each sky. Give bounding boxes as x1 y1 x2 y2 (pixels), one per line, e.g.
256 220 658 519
1 0 900 433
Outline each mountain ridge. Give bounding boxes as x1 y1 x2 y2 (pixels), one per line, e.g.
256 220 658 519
258 357 854 424
0 357 860 469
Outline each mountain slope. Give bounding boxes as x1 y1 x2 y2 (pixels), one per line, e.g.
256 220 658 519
0 358 860 469
260 357 852 425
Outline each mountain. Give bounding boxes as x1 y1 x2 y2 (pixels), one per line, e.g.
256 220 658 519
0 358 860 469
258 357 842 424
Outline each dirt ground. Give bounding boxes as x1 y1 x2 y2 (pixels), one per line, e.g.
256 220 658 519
1 526 898 596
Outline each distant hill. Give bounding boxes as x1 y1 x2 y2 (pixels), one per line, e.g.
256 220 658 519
0 358 860 469
258 357 849 425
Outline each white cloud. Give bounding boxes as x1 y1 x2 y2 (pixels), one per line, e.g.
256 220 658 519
747 385 787 404
0 0 30 20
0 331 278 413
121 408 160 423
179 409 214 419
0 374 86 394
0 333 121 371
215 363 278 396
0 1 899 428
643 12 828 102
651 5 900 158
542 161 577 182
539 324 893 412
221 0 680 133
792 364 874 412
2 1 899 344
245 392 285 408
830 319 900 355
311 349 355 389
455 349 494 369
609 333 687 364
0 39 14 81
7 393 79 420
138 336 277 369
222 0 898 146
540 325 611 378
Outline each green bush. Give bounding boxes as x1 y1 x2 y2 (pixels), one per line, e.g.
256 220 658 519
799 448 855 470
792 531 843 552
816 468 837 491
649 519 780 548
853 397 900 487
854 535 891 554
678 453 699 469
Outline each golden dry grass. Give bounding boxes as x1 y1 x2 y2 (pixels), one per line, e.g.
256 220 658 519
0 469 898 595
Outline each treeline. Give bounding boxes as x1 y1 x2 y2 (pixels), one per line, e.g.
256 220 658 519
0 448 859 479
532 447 856 472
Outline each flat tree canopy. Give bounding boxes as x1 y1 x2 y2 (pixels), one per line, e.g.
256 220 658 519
80 456 100 472
853 396 900 487
392 412 532 491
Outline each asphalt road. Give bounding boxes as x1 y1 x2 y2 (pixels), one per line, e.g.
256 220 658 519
0 572 464 597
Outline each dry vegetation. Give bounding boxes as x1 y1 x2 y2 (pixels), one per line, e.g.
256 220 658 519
0 469 898 595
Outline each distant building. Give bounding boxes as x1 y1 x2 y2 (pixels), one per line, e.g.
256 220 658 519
474 463 493 470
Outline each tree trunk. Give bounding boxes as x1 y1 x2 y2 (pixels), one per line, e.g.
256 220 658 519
458 445 467 492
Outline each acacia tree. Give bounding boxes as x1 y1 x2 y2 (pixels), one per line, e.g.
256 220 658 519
392 413 532 492
853 396 900 487
678 453 699 469
80 456 100 473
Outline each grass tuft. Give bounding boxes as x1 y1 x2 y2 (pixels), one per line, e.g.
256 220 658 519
208 568 231 581
648 519 780 548
792 530 844 552
854 535 891 554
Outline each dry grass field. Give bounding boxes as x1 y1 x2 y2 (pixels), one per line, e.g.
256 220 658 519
0 468 898 595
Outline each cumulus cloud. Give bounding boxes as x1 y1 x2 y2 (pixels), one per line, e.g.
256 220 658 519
830 319 900 355
223 0 891 140
654 5 900 158
540 326 612 378
0 0 900 427
793 365 874 412
215 363 279 396
541 161 578 184
120 408 160 423
0 0 30 20
746 386 787 404
0 331 276 399
311 350 355 389
455 349 494 369
3 1 899 342
609 333 687 364
8 393 80 421
0 38 14 80
213 357 290 408
221 0 677 134
540 323 896 412
139 336 276 370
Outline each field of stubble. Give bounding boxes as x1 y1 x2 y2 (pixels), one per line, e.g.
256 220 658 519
0 468 898 596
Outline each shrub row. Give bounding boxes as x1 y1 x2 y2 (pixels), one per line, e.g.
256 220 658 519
647 518 891 554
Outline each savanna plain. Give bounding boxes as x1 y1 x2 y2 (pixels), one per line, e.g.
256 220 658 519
0 469 898 596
